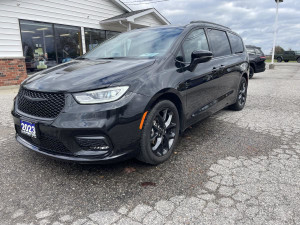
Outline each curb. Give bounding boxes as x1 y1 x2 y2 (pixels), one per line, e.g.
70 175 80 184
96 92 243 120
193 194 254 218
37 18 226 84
0 85 20 90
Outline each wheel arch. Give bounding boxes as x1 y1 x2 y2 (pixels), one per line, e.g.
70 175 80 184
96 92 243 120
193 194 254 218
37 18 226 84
144 89 185 132
242 72 249 84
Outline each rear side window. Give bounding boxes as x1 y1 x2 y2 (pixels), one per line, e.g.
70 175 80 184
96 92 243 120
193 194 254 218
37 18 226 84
180 29 209 62
228 33 244 54
255 48 262 55
207 29 232 57
247 48 255 54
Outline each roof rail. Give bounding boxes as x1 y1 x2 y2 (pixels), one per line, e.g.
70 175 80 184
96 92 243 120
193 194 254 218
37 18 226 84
190 21 231 30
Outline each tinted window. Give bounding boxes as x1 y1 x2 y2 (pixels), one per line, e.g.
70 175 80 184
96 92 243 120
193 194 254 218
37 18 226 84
208 29 231 57
228 33 244 54
255 48 262 55
247 48 255 54
180 29 209 62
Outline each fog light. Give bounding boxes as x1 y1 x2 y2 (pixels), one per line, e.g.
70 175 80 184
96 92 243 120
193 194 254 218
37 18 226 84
76 136 111 151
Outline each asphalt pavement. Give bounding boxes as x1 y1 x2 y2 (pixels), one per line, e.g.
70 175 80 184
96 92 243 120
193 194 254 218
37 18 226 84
0 63 300 225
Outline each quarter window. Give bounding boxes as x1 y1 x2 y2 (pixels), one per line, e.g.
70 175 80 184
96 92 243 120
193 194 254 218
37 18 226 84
208 29 231 57
180 29 209 62
228 33 244 54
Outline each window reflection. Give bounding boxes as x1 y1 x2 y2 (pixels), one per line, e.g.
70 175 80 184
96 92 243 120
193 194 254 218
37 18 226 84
20 19 120 72
20 20 56 71
54 24 82 64
85 28 106 52
106 31 120 40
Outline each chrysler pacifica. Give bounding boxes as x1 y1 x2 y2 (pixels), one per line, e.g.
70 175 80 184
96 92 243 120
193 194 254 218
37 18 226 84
12 21 249 165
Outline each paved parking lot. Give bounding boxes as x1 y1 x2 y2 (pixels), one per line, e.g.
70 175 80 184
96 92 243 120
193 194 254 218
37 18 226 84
1 63 300 225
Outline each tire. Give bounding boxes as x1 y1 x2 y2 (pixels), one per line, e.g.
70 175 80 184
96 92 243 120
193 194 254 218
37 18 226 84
297 58 300 63
137 100 180 165
229 77 247 111
277 57 282 63
249 66 254 79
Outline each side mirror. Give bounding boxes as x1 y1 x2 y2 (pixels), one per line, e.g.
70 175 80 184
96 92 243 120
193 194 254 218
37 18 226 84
189 50 213 72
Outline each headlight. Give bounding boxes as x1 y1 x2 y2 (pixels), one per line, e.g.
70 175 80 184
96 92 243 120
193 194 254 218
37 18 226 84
73 86 129 104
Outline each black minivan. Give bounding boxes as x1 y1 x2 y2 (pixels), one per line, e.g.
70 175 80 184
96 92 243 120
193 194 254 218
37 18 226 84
12 21 249 165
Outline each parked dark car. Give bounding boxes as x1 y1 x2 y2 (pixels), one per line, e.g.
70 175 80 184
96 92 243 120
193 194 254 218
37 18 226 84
246 45 266 79
12 21 249 165
275 51 300 63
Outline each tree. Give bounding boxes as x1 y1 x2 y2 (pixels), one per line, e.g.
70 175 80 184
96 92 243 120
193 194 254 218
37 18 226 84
270 45 285 55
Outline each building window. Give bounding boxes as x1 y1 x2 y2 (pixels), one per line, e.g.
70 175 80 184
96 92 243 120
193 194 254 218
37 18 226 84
106 31 120 40
20 20 82 71
54 24 82 63
85 28 106 52
20 19 121 71
20 20 56 71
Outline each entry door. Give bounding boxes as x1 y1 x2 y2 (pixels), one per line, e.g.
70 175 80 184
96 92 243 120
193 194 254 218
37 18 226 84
178 28 221 120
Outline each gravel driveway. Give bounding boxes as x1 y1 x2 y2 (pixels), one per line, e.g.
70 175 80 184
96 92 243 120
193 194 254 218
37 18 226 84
0 63 299 225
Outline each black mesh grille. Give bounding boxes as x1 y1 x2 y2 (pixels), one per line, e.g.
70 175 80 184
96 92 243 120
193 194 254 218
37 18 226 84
16 126 71 155
17 88 65 118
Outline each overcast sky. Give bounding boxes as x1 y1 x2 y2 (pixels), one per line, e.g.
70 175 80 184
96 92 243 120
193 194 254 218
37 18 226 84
129 0 300 54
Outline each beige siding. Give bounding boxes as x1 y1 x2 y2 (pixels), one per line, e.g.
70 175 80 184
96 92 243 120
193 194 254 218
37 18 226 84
0 0 126 57
135 13 163 27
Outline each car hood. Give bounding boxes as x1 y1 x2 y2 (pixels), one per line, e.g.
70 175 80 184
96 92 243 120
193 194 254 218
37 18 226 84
22 59 155 92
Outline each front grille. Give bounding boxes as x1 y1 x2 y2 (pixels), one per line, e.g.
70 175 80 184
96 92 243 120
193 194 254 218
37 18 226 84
16 126 71 155
17 88 65 119
39 134 71 155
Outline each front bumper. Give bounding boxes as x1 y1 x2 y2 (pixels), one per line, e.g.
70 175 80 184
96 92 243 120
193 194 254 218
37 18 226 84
12 91 149 163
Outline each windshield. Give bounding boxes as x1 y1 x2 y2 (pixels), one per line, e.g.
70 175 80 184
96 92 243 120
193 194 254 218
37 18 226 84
83 27 184 60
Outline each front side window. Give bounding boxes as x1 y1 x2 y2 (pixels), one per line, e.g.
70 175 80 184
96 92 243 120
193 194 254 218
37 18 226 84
83 27 184 59
208 29 232 57
228 33 244 54
179 29 209 62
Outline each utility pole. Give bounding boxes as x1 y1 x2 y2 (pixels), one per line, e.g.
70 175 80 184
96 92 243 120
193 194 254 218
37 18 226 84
270 0 283 69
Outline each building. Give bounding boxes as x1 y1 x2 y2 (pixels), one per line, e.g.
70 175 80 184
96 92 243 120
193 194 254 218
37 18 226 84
0 0 170 86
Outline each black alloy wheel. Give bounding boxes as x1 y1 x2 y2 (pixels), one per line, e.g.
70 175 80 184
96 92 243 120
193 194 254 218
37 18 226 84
138 100 180 165
150 108 177 157
249 66 254 79
229 77 247 111
238 79 247 106
277 57 282 63
297 58 300 63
